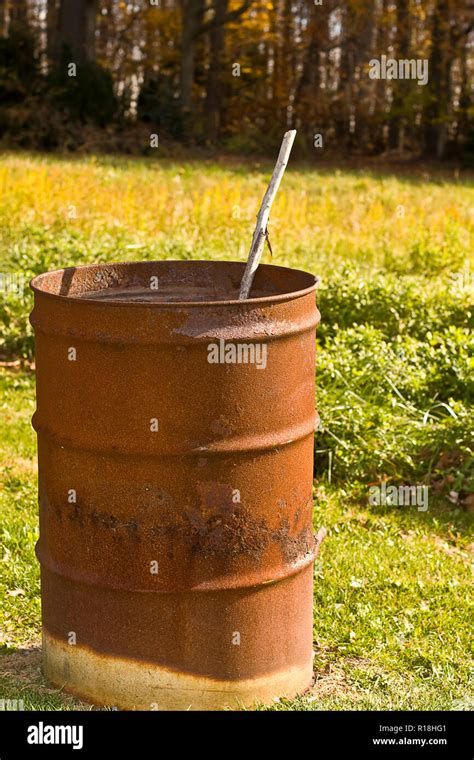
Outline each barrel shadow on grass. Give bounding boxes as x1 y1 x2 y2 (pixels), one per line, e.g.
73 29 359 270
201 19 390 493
365 498 473 541
0 644 94 710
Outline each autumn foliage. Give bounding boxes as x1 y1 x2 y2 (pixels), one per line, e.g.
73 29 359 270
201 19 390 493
0 0 473 160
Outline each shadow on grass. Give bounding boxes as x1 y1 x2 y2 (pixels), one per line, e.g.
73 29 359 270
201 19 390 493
2 148 473 186
364 496 472 542
0 644 96 711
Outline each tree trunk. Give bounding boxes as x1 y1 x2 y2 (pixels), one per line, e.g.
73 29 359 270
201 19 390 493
335 4 355 150
352 0 377 150
423 0 452 159
455 38 470 152
56 0 98 63
47 0 59 67
293 2 322 136
9 0 28 29
388 0 410 151
205 0 227 141
179 0 205 114
0 0 6 36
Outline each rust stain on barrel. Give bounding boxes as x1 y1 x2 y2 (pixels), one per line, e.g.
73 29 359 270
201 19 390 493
30 260 320 709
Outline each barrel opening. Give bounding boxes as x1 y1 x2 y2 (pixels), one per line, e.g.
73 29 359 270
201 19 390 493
30 261 317 306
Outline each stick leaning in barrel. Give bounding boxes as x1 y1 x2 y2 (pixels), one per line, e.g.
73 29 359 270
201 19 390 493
238 129 296 300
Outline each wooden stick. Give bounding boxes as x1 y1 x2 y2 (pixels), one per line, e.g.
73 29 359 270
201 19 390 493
238 129 296 300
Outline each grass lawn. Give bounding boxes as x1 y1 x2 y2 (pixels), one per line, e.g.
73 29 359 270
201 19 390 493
0 153 472 710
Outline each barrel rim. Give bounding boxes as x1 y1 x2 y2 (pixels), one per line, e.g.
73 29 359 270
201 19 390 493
30 259 318 307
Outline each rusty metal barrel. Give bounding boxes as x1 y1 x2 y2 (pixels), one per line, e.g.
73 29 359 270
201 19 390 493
30 260 320 710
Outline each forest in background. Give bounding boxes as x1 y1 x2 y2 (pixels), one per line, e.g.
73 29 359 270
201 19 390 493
0 0 473 161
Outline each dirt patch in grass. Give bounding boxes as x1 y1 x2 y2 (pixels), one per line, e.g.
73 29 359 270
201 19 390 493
0 643 90 709
310 660 366 701
0 643 43 688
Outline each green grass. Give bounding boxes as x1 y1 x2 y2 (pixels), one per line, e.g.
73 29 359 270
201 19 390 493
0 153 472 710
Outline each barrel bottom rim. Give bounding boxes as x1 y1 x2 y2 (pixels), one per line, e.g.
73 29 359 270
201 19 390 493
42 630 313 711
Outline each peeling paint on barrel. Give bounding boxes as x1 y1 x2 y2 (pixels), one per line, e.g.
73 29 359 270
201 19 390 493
30 260 321 710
